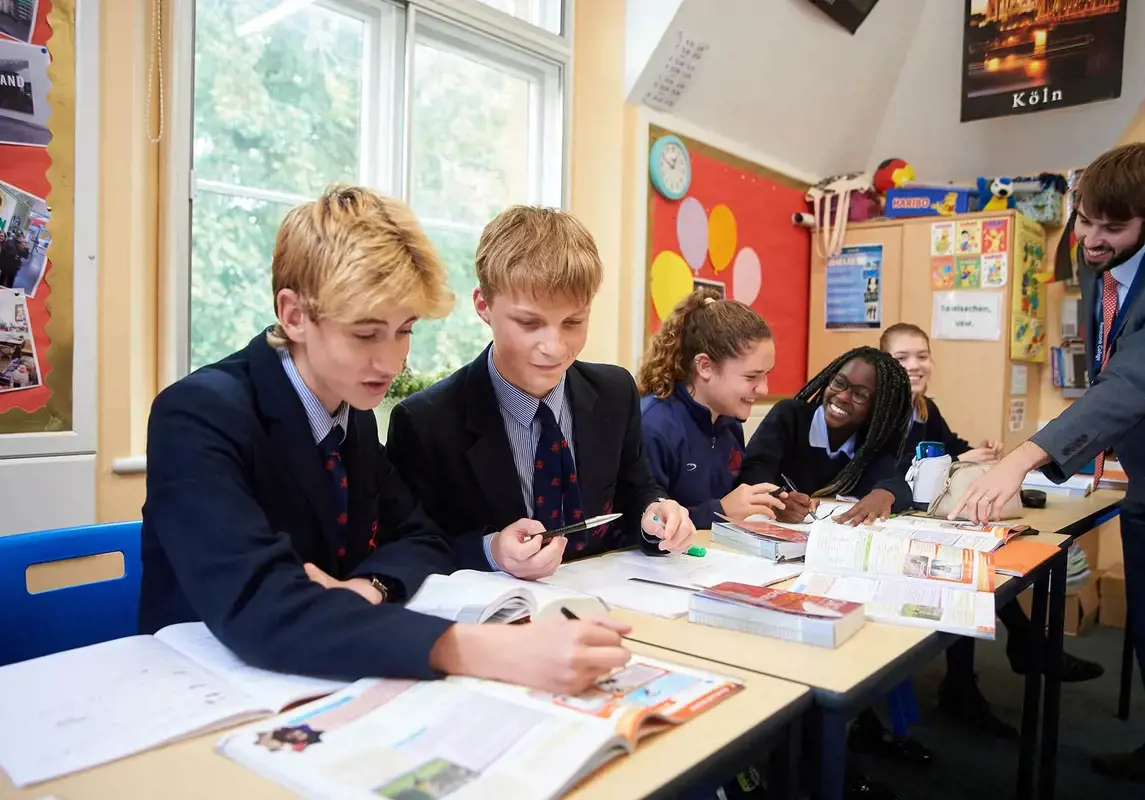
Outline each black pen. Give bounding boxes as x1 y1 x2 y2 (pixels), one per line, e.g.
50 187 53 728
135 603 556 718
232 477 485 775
560 606 579 621
535 512 623 542
780 473 799 494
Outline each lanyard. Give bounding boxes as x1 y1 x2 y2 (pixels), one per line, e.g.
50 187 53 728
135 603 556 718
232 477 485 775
1094 266 1145 375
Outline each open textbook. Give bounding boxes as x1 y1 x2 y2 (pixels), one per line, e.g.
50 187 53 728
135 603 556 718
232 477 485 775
219 656 744 800
541 549 805 619
0 623 349 787
405 570 608 623
790 519 997 639
872 515 1033 553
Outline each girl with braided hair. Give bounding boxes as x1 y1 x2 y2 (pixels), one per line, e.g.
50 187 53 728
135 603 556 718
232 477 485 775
739 346 914 526
637 288 786 529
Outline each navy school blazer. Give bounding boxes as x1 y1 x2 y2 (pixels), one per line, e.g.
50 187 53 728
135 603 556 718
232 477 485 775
139 332 459 680
386 346 666 566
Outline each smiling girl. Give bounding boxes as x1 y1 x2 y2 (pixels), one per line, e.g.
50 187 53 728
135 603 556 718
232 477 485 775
738 346 914 526
636 288 785 529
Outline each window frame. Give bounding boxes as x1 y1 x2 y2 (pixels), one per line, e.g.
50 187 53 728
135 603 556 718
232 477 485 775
161 0 572 385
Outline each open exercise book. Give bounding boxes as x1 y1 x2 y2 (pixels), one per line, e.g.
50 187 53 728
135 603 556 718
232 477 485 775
790 519 997 639
0 623 349 787
218 657 744 800
405 569 609 622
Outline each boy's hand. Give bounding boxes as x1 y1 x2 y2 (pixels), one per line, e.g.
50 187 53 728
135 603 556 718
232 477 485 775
835 489 894 526
303 562 383 604
721 483 785 520
641 499 695 552
491 518 567 580
429 616 632 695
774 491 817 523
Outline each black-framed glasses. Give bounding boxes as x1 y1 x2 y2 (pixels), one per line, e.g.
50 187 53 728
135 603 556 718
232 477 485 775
828 373 873 405
810 505 838 521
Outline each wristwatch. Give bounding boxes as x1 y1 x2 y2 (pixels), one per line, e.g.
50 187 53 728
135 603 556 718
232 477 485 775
368 576 389 603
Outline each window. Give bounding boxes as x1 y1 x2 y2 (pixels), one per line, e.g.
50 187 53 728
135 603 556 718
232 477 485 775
182 0 568 374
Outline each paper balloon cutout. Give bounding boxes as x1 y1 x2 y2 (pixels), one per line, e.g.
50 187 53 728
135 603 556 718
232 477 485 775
676 197 708 272
708 205 737 273
650 250 695 320
732 247 761 306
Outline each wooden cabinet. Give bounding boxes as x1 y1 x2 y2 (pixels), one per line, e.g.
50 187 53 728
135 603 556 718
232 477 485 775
808 211 1046 454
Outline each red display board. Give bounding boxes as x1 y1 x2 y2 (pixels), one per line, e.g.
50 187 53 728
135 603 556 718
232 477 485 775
645 125 811 398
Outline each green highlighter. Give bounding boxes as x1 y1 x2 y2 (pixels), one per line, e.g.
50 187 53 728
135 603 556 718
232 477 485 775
685 545 706 557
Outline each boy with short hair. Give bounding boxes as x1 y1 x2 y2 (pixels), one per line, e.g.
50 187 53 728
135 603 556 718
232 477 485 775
141 186 630 691
388 205 694 578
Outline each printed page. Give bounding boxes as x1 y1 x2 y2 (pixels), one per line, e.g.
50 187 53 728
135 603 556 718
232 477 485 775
156 622 348 712
792 572 996 639
405 571 529 623
874 517 1022 552
751 499 853 532
219 678 616 800
806 520 994 592
0 636 264 787
542 550 804 618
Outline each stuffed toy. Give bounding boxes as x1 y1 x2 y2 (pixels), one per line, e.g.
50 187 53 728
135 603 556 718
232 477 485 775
977 176 1016 211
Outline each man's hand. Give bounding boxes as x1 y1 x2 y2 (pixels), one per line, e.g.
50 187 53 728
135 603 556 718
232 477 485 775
429 616 633 695
836 489 895 526
948 441 1049 523
303 563 383 605
490 518 567 580
774 491 818 523
721 483 786 520
642 499 695 552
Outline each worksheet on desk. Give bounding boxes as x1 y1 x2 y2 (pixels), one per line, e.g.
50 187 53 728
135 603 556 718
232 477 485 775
543 550 804 619
749 499 854 533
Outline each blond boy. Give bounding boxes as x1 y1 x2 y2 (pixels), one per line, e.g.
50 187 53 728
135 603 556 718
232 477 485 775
141 187 630 690
388 205 694 578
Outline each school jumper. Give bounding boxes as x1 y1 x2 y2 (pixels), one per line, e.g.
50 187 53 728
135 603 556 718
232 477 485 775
640 383 744 529
139 332 459 680
387 345 666 568
738 398 912 511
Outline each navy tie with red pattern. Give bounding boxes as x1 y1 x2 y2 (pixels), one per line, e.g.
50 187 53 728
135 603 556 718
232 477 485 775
532 403 583 531
319 425 349 559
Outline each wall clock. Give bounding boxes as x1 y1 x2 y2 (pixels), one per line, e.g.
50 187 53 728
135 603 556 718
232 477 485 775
649 134 691 200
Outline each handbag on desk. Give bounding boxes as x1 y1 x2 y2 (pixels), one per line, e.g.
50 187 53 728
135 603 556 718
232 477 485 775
926 461 1024 520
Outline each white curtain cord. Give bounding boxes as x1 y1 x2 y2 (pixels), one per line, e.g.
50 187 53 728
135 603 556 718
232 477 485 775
146 0 165 144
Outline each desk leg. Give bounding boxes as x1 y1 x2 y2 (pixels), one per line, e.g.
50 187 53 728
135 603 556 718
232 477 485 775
810 707 847 800
769 713 802 800
1038 551 1066 800
1016 568 1048 800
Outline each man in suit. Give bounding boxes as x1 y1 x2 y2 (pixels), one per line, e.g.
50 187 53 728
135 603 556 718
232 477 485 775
952 143 1145 784
388 205 694 578
142 186 631 692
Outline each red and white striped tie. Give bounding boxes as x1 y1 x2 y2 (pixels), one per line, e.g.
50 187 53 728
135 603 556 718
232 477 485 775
1093 270 1119 489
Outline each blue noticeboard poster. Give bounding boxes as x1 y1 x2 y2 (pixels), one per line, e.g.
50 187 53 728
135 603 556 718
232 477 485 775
825 244 882 330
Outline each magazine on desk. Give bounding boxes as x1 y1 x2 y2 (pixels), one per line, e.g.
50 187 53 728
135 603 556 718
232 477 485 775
789 519 997 639
218 656 744 800
0 623 349 787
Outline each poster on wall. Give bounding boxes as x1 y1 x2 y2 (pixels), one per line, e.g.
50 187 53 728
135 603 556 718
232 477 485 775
1010 214 1048 362
961 0 1127 122
645 125 811 397
0 0 40 42
825 244 882 330
805 0 880 33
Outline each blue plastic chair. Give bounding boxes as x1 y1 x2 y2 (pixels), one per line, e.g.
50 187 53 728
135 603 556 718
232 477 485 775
0 521 142 667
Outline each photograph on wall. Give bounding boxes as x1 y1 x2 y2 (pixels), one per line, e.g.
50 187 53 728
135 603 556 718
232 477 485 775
0 178 48 295
0 38 50 147
805 0 880 34
962 0 1127 122
0 288 41 393
0 0 39 43
693 277 726 297
825 244 882 330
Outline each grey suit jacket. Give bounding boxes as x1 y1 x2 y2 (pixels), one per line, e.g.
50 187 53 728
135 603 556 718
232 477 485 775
1031 255 1145 505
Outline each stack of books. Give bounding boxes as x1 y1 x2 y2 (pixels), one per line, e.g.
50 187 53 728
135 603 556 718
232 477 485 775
711 515 808 562
689 583 865 648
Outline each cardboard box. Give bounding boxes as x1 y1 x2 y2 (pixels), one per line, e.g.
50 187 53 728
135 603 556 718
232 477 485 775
1017 572 1100 637
1100 565 1126 629
1075 529 1101 573
884 186 972 218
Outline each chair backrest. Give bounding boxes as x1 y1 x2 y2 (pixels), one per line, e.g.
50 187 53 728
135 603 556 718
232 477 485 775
0 521 142 667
